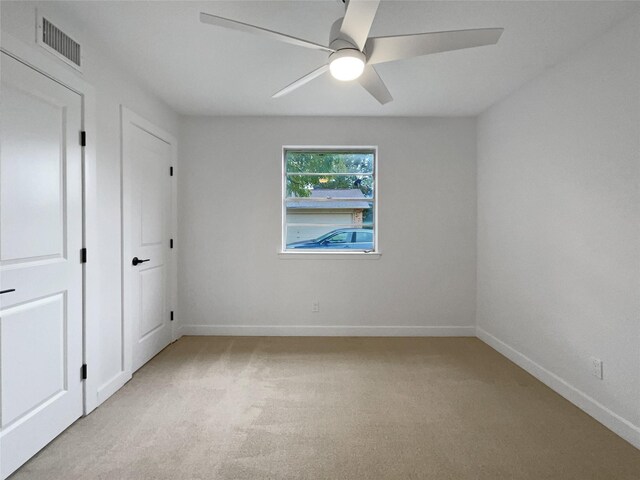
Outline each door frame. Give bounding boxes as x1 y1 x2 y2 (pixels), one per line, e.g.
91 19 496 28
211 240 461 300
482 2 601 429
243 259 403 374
121 106 179 377
0 32 100 414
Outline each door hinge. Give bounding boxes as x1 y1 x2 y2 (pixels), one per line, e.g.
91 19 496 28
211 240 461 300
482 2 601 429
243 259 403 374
80 131 86 147
170 311 174 321
170 166 174 176
80 248 87 263
81 364 87 380
170 239 174 249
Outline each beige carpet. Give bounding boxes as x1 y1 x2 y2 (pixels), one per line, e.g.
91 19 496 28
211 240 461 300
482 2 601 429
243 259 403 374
10 336 640 479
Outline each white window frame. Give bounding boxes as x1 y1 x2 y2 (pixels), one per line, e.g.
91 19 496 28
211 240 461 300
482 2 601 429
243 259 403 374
281 146 379 256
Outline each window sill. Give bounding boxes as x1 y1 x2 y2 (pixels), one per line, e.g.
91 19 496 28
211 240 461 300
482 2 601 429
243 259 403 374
278 251 382 260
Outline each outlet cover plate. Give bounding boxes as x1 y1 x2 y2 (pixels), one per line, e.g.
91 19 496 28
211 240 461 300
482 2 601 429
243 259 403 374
590 357 603 380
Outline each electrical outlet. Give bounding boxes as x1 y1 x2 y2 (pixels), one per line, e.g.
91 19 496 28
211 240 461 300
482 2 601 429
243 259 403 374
590 357 603 380
312 301 320 313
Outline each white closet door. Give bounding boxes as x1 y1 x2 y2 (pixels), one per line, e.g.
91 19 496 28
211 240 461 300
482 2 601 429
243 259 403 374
0 52 84 479
123 119 172 373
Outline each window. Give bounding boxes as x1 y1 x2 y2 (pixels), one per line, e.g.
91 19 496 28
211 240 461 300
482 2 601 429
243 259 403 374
283 147 377 253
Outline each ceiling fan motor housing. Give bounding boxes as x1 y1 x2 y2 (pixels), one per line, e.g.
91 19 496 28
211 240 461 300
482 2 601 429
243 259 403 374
329 17 359 51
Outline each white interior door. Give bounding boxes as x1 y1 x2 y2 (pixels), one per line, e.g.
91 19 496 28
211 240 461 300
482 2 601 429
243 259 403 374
0 52 84 479
123 116 172 373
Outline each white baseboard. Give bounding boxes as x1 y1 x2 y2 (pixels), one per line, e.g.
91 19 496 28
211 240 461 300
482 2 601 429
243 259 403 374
178 324 476 337
96 371 131 407
476 327 640 449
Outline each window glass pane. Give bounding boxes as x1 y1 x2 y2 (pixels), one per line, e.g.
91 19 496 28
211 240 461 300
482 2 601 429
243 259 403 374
286 225 374 250
286 175 373 199
286 204 374 226
286 151 373 174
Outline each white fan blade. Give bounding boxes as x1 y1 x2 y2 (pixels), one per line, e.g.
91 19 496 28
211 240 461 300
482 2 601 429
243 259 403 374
358 65 392 105
273 64 329 98
339 0 380 51
365 28 504 65
200 12 334 53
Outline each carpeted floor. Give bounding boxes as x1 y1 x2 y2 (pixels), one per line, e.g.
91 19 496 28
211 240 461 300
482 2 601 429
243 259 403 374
10 336 640 479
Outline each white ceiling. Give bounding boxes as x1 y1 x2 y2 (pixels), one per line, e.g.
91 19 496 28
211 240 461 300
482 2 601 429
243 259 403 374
56 0 638 116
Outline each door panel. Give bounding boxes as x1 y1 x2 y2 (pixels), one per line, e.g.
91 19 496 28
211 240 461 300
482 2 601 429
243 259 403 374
1 78 65 262
1 294 66 427
124 121 171 372
141 151 165 245
0 52 83 479
140 266 165 339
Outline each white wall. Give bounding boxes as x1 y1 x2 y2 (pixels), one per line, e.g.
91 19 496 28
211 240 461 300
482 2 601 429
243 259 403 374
1 2 180 404
178 117 477 335
477 14 640 446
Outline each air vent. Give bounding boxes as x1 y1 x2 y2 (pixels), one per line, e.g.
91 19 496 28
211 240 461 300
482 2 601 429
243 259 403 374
37 14 82 71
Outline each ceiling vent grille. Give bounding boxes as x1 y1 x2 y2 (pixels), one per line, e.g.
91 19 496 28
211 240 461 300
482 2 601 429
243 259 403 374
37 14 82 71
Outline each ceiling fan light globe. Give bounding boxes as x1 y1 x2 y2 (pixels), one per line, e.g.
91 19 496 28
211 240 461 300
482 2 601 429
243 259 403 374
329 49 366 81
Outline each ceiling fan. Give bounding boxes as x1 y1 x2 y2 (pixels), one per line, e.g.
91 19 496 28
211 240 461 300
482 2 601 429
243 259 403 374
200 0 503 105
